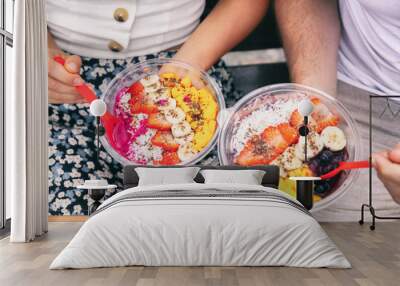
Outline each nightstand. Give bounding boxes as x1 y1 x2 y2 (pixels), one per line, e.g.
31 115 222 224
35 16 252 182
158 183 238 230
77 180 117 215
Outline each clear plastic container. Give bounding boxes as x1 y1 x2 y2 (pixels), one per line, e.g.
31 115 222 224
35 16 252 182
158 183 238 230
100 58 225 166
218 83 361 211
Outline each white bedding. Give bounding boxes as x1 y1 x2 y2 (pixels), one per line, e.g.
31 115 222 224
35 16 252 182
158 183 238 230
50 183 350 269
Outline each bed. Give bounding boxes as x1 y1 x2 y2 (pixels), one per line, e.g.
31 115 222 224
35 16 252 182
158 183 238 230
50 165 350 269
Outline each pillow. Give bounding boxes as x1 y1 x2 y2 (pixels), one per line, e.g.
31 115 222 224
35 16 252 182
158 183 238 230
200 169 266 185
135 167 200 186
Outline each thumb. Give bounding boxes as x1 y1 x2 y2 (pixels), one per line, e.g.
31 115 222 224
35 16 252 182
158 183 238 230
372 153 389 170
64 55 82 74
371 151 388 167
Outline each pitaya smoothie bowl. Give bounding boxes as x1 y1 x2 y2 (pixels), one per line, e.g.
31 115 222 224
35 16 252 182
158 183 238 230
100 59 225 166
218 84 361 211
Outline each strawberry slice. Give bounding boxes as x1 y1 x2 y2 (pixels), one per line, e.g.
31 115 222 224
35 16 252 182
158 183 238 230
262 126 289 154
129 90 144 113
139 103 158 114
128 87 158 114
128 82 144 97
310 98 339 133
289 109 303 128
147 113 172 131
151 131 179 152
277 123 299 145
235 136 277 166
154 151 181 165
315 116 339 133
310 97 321 105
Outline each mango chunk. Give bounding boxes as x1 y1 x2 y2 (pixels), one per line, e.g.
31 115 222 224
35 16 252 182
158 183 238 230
193 120 217 151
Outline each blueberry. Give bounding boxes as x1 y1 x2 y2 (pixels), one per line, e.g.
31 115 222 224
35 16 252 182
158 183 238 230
327 176 339 187
308 160 320 174
332 155 342 164
314 181 331 194
314 184 326 194
320 150 334 165
332 149 349 163
319 163 338 175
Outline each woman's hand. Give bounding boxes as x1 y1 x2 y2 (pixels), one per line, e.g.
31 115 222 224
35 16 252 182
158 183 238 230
372 143 400 204
173 0 269 71
47 32 85 104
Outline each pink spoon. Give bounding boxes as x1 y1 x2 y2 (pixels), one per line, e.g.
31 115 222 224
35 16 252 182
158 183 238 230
320 160 370 180
53 56 119 146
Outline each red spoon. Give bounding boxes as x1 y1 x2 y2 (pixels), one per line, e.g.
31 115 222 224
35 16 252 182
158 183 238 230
320 160 370 180
53 56 119 145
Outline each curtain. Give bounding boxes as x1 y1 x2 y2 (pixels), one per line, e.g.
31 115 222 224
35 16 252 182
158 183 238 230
8 0 48 242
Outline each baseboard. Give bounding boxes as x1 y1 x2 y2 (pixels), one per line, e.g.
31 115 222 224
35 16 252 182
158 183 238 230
48 215 88 222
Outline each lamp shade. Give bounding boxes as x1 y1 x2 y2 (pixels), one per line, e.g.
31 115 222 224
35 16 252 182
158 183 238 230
90 99 107 117
298 99 314 117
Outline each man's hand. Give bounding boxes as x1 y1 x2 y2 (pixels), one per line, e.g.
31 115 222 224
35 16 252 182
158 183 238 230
372 143 400 204
275 0 340 96
48 47 85 104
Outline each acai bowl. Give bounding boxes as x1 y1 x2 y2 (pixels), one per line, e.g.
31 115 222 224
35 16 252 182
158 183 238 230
218 84 361 211
101 58 225 166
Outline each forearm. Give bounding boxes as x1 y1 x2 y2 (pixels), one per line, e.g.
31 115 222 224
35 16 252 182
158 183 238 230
48 30 60 51
175 0 269 70
275 0 340 96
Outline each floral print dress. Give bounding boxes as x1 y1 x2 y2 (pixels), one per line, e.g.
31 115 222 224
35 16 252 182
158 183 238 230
48 51 240 215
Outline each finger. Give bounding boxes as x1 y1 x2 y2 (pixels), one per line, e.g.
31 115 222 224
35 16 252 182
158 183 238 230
373 155 390 176
187 71 205 89
389 148 400 163
48 57 84 86
159 64 186 78
373 154 400 179
48 77 81 95
64 55 82 74
49 90 86 104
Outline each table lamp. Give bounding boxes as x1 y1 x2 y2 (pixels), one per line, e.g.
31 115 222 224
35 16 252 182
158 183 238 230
298 99 314 162
89 99 107 167
78 99 115 214
290 99 317 210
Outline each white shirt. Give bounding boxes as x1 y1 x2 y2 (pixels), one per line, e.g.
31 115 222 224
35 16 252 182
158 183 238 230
337 0 400 95
46 0 205 59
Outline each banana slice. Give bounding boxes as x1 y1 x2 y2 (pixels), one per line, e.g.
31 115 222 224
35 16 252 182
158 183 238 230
295 132 324 160
175 132 194 145
321 126 347 151
164 107 185 124
157 98 176 111
140 75 160 87
144 82 162 93
281 147 303 171
147 91 166 103
171 121 192 138
177 142 198 161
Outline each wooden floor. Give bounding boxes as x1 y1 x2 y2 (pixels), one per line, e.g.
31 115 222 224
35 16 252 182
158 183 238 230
0 222 399 286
